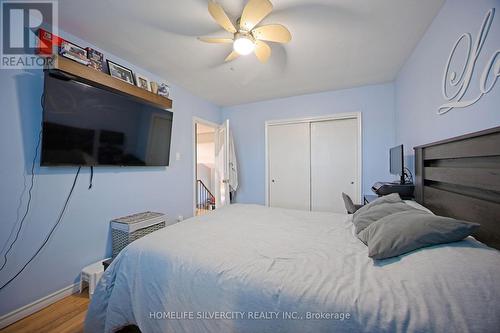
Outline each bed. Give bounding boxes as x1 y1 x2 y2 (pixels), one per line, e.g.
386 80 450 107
85 127 500 333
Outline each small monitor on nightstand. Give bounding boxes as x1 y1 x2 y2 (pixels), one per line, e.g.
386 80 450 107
370 144 415 200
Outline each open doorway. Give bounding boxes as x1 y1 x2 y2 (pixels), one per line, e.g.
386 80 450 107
194 120 217 216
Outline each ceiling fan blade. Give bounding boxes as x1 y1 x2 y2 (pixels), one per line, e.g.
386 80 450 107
225 51 240 62
208 0 237 33
252 24 291 43
254 40 271 63
240 0 273 31
198 37 233 44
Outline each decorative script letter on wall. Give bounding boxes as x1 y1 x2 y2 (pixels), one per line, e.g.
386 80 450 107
439 8 500 115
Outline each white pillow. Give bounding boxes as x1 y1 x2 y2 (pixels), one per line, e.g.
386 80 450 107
404 200 434 214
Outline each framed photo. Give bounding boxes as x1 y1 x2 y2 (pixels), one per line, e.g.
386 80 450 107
150 81 159 94
107 60 135 85
157 82 170 98
60 41 89 66
86 47 104 71
135 73 151 91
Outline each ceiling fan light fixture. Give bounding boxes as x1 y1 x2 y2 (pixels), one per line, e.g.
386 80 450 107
233 35 255 55
200 0 289 63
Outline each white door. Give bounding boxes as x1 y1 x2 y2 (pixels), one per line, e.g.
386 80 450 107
215 120 230 208
311 119 359 213
268 123 310 210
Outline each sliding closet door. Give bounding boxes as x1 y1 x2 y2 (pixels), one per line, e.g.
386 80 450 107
311 119 358 213
268 123 310 210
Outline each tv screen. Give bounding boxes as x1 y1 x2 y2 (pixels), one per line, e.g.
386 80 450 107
389 144 404 176
41 72 173 166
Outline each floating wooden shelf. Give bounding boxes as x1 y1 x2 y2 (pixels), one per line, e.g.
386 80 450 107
46 56 172 109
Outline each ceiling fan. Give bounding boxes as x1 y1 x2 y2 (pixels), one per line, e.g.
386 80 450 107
198 0 291 63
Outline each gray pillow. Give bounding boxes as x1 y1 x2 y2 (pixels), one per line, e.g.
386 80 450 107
353 193 416 234
354 193 402 216
358 210 480 260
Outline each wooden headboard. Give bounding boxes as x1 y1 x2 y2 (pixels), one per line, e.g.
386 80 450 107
414 126 500 250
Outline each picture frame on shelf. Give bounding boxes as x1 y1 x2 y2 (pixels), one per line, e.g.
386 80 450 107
60 41 89 66
87 47 104 71
150 81 159 94
135 73 151 91
157 83 170 98
107 60 135 85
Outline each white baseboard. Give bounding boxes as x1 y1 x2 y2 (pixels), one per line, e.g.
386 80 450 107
0 283 80 329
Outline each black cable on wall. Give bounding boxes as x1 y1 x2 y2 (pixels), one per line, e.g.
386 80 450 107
0 94 45 272
0 93 89 292
0 129 42 272
0 166 82 292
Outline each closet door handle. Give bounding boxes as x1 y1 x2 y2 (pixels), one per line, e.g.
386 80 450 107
350 181 354 185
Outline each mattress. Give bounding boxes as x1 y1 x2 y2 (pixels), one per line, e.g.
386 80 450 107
85 204 500 333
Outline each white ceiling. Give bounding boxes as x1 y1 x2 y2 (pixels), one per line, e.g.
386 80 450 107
58 0 444 106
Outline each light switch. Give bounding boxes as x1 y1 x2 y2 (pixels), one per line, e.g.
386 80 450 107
175 152 181 161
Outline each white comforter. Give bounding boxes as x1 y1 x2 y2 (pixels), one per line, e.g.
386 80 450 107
85 204 500 333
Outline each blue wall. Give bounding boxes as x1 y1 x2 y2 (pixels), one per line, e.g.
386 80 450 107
396 0 500 169
222 83 397 205
3 0 499 321
0 31 220 317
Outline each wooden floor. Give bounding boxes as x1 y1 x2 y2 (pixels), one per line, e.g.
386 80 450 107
0 291 89 333
196 208 215 216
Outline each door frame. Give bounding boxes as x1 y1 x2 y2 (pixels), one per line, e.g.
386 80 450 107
192 117 219 217
265 112 363 207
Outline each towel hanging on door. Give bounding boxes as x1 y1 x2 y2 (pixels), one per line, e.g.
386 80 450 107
228 132 238 193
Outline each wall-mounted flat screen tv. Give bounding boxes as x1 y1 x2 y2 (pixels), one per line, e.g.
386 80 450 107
41 72 173 166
